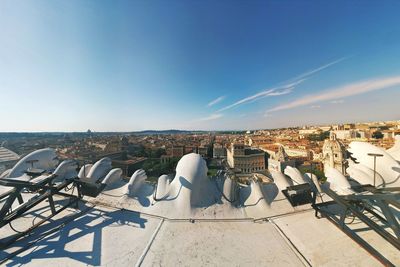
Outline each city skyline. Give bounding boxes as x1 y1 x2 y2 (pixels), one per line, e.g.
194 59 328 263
1 1 400 132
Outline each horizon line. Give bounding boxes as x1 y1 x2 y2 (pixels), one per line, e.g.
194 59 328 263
0 119 398 135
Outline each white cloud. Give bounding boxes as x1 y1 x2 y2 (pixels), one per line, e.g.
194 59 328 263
330 99 344 104
207 96 225 107
218 82 298 112
267 88 294 96
310 105 321 109
292 57 347 81
198 113 223 121
218 89 273 112
218 57 345 112
267 75 400 113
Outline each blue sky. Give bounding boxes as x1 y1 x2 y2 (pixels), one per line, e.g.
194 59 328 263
1 0 400 131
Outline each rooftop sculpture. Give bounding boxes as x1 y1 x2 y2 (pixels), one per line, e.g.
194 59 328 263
0 142 399 266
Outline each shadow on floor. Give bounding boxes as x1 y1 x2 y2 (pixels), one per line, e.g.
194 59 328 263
4 207 147 266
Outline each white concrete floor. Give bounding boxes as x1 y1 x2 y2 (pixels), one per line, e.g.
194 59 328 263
1 182 399 266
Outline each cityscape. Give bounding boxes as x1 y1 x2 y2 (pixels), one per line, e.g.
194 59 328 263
1 119 399 265
2 120 398 181
1 0 400 266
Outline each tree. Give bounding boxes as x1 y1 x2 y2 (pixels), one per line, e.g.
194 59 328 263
307 131 330 141
149 148 166 158
372 131 384 139
299 166 326 181
141 157 180 177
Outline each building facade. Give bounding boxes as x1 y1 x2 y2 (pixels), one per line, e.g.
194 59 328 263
334 130 357 140
322 132 347 174
227 143 265 173
267 145 296 173
213 143 227 158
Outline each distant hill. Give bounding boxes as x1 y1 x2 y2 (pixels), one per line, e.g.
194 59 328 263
0 129 251 139
0 130 208 139
132 130 205 135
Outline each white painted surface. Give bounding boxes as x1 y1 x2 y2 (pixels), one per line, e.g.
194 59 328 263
1 149 398 266
142 221 305 267
348 141 400 187
273 211 382 267
6 148 58 178
387 135 400 161
325 167 353 195
86 158 112 182
284 166 307 185
78 164 92 179
102 168 123 186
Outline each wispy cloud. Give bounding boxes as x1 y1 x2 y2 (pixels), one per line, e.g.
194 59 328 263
217 81 299 112
198 113 223 121
330 99 344 104
292 57 347 81
310 105 321 109
267 75 400 113
267 88 294 96
218 58 345 112
207 96 225 107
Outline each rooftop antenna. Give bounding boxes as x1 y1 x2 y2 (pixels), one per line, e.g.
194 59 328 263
367 153 383 187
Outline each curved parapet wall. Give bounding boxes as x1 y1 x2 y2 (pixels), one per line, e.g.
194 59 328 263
149 153 212 217
125 169 148 196
242 180 270 211
304 173 322 193
347 166 372 186
348 141 400 187
6 148 59 178
155 174 171 200
387 135 400 161
222 176 236 202
260 182 279 204
78 164 93 179
346 160 384 186
169 153 210 213
86 158 112 182
102 168 123 186
172 153 208 189
53 159 79 183
121 169 153 207
270 171 292 192
325 167 353 195
284 166 307 185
